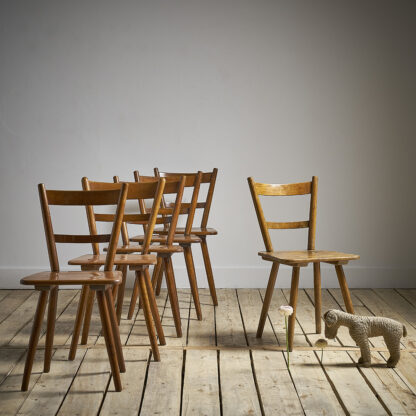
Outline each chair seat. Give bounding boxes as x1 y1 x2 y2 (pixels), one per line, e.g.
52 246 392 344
154 227 218 236
68 254 157 266
107 244 183 254
259 250 360 266
130 234 201 244
21 270 123 286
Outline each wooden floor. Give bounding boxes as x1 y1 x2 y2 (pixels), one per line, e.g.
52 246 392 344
0 288 416 415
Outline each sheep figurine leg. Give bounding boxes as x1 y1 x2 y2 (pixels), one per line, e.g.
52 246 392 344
323 309 407 368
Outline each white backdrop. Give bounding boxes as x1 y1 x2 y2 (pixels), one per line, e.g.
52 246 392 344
1 0 415 289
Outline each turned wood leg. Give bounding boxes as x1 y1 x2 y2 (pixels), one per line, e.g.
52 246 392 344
151 257 163 292
21 289 48 391
256 262 279 338
127 273 140 320
44 286 58 372
96 288 122 392
200 236 218 306
155 258 165 296
105 288 125 373
116 265 128 324
335 265 354 314
313 263 322 334
183 244 202 320
80 289 95 345
137 270 160 361
69 285 89 360
145 268 166 345
288 266 300 352
164 256 182 337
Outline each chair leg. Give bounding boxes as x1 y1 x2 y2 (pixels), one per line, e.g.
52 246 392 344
155 258 165 296
127 273 140 320
105 288 126 373
288 266 300 352
69 286 89 360
313 263 322 334
151 257 163 292
200 236 218 306
21 289 48 391
80 289 95 345
256 262 279 338
145 268 166 345
44 286 58 372
335 265 354 314
164 256 182 337
183 244 202 320
116 265 128 324
137 270 160 361
96 289 122 392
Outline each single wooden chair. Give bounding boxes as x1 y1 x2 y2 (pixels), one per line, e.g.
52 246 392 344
68 178 167 361
153 168 219 305
20 183 128 391
129 171 205 320
110 174 186 337
248 176 359 351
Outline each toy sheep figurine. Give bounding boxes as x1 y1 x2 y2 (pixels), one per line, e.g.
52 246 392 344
324 309 407 367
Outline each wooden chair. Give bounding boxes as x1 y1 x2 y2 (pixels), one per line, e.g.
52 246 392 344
110 174 186 338
248 176 360 351
129 171 205 320
153 168 219 305
68 178 167 361
20 183 128 391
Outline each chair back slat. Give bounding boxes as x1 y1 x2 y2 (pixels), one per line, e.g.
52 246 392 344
253 181 311 196
38 183 128 272
266 221 309 230
45 189 123 205
54 234 111 244
248 176 318 252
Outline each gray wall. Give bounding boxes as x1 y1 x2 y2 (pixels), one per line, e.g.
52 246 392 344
1 0 415 289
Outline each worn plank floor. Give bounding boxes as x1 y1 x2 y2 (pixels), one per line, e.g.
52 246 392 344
0 288 416 415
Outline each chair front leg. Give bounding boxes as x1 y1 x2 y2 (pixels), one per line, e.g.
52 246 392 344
69 285 89 360
21 289 48 391
183 244 202 320
256 262 279 338
164 256 182 337
288 266 300 352
44 286 58 372
313 263 322 334
116 265 128 324
335 265 354 314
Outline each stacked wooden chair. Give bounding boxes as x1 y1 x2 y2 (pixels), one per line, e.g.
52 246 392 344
152 168 219 306
68 178 168 361
20 183 129 391
248 176 359 351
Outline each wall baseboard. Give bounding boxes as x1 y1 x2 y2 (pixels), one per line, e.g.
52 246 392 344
1 265 414 289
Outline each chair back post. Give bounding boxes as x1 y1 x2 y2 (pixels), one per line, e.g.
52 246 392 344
307 176 318 250
38 184 60 272
141 178 166 254
247 177 273 252
82 177 100 255
104 183 129 271
184 171 202 236
113 175 130 245
166 176 186 245
201 168 218 229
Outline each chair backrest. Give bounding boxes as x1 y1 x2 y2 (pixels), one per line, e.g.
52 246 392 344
82 178 166 254
124 173 186 246
154 169 213 231
38 183 128 272
248 176 318 252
